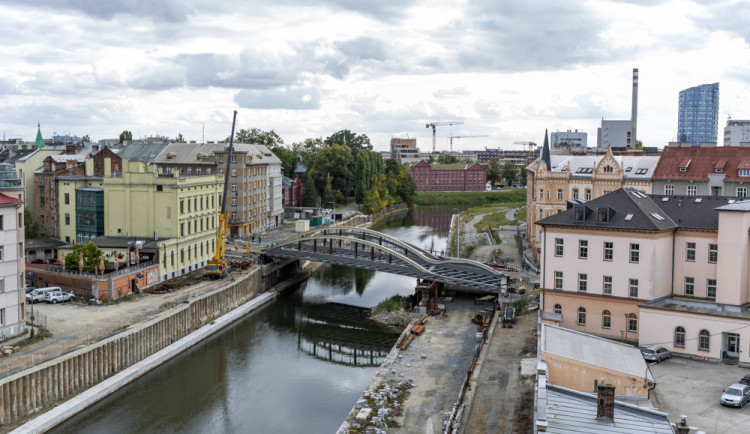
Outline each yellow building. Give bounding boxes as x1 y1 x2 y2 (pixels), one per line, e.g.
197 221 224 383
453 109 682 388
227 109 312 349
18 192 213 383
14 145 65 218
526 136 659 255
57 157 223 280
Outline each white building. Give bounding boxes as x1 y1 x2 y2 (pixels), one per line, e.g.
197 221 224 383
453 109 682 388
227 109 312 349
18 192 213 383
0 170 26 337
551 130 587 151
597 120 633 151
723 119 750 147
266 153 284 228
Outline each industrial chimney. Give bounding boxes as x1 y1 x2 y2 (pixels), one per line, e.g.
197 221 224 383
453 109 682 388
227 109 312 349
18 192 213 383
632 68 638 147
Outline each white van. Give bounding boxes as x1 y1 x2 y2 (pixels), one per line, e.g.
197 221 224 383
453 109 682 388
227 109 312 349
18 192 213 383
26 287 61 304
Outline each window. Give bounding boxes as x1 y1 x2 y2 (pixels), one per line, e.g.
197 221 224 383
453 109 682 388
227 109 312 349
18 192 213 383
231 183 237 192
231 155 237 163
556 188 563 200
231 198 237 206
171 251 174 267
187 167 192 174
685 277 695 295
554 271 563 290
686 242 696 261
699 330 710 350
553 304 562 314
687 185 697 196
65 214 70 225
708 244 718 263
578 273 587 292
0 308 4 326
602 310 611 329
231 212 237 220
180 200 184 214
572 188 579 200
0 215 3 230
577 307 586 325
65 193 70 204
664 184 674 195
675 326 685 347
585 189 591 200
578 240 588 259
628 314 637 333
603 276 612 295
738 187 748 198
538 188 543 200
555 238 564 256
629 244 639 263
574 206 585 222
740 169 750 177
547 189 550 200
629 278 638 298
707 279 717 299
232 169 237 177
603 242 613 261
0 277 4 293
180 223 184 237
597 208 609 223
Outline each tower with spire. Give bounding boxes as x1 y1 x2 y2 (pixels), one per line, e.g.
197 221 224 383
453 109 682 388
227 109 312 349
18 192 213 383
35 122 45 149
540 129 552 171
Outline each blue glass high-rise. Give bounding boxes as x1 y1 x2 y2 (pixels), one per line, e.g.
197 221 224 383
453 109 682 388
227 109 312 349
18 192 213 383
678 83 719 147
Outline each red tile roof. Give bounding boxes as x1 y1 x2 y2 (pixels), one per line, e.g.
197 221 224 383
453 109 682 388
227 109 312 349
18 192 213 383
0 192 22 205
652 146 750 181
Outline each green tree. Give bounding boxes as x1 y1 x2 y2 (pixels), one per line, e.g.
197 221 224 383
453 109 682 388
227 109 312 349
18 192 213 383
291 137 324 167
63 242 108 273
436 154 459 164
302 177 318 207
518 166 528 186
635 139 643 150
24 209 40 240
176 133 185 142
427 153 436 164
486 158 501 186
81 135 91 143
119 130 132 143
354 150 384 204
270 145 299 178
324 130 372 158
308 144 353 199
501 162 518 187
362 160 415 214
229 128 284 146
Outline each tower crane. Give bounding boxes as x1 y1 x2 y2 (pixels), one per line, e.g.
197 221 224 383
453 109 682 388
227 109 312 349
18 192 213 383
448 135 488 153
514 141 537 166
426 121 463 153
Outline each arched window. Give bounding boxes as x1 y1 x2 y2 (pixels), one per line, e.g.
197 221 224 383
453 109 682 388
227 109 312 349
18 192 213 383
627 313 637 333
602 310 611 329
699 329 710 350
554 304 562 314
577 307 586 325
675 326 686 347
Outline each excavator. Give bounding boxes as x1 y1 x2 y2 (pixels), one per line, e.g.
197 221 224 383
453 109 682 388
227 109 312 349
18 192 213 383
205 110 237 279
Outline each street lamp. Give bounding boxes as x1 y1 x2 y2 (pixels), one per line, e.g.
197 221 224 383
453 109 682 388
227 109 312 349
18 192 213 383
624 312 630 342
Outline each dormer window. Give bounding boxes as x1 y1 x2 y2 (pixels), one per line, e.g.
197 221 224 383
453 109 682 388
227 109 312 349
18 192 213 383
739 169 750 177
574 206 585 222
679 159 691 172
597 208 609 223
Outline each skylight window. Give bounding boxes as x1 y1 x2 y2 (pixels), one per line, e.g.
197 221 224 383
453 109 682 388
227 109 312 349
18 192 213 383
695 198 703 203
650 213 665 221
625 167 632 172
624 214 634 221
635 168 648 175
661 197 669 202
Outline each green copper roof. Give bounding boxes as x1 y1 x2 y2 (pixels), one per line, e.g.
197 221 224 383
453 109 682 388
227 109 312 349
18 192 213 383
35 122 45 148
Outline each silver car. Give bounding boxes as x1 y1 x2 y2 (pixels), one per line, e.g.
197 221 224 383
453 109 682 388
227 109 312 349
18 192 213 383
641 346 672 363
721 384 750 407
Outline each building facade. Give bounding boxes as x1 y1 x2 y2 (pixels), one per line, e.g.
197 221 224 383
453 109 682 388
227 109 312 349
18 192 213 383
538 187 750 366
651 145 750 197
526 138 658 253
390 138 420 163
409 160 486 192
723 118 750 147
678 82 720 147
0 165 25 337
597 120 632 150
551 130 587 152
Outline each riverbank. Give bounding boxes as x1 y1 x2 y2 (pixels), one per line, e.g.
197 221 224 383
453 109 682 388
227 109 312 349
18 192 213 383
413 190 526 206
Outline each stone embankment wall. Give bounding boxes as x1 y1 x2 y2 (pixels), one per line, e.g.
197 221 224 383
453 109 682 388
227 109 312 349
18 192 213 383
0 269 262 428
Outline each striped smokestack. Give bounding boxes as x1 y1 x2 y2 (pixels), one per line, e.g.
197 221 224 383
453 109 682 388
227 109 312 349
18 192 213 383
632 68 638 147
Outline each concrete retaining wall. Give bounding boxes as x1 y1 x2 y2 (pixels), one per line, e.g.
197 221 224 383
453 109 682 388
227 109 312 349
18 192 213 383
0 269 262 428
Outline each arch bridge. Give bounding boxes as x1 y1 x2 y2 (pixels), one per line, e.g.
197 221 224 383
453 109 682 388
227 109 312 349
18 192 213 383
261 226 506 293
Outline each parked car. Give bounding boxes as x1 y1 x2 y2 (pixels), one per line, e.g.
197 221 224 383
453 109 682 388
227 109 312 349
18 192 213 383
641 346 672 363
25 285 36 294
721 383 750 407
44 290 75 304
739 374 750 387
26 287 62 304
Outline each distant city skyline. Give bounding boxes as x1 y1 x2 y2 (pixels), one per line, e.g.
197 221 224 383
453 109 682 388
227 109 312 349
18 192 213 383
1 0 749 152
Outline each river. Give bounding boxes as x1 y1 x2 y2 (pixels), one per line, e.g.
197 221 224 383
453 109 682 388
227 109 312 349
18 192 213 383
52 206 458 434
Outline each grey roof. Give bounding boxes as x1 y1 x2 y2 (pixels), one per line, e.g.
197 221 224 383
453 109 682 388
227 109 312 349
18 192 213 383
118 142 170 163
715 199 750 212
542 324 654 382
543 384 674 433
538 188 740 232
642 296 750 320
49 154 86 163
87 235 173 249
153 142 282 166
232 143 282 165
282 176 294 188
547 155 660 180
25 237 68 250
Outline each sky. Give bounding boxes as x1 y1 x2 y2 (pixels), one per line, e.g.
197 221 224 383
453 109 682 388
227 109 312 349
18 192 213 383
1 0 749 152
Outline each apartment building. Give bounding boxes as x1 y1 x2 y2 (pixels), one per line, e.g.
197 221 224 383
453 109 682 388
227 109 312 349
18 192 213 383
538 187 750 366
526 135 658 253
652 145 750 197
0 165 25 337
409 160 486 192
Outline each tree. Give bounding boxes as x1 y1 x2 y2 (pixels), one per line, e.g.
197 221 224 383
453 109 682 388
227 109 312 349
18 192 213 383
119 131 132 143
362 160 415 214
308 144 353 200
354 150 384 204
63 242 108 274
270 145 298 178
486 158 501 186
291 137 324 167
518 166 528 186
635 139 643 150
24 209 40 240
229 128 284 146
302 177 317 207
81 135 91 144
427 153 436 164
436 154 459 164
501 162 518 187
324 130 372 158
176 133 185 142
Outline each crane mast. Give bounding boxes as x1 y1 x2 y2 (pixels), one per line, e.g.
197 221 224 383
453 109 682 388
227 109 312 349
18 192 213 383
206 110 237 279
448 134 488 153
426 121 463 153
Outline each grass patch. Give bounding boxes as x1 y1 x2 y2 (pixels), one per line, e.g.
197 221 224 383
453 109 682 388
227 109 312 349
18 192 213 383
15 327 53 348
372 295 411 315
413 190 526 206
514 207 527 221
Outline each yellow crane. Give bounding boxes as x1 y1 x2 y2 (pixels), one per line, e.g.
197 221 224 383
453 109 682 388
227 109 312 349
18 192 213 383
205 110 238 279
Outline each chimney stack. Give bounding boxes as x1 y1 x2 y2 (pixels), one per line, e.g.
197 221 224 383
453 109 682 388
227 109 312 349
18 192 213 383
596 382 615 420
675 415 691 434
632 68 638 147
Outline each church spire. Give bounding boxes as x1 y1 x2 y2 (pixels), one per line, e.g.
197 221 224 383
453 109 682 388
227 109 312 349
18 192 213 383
35 122 45 149
540 129 551 171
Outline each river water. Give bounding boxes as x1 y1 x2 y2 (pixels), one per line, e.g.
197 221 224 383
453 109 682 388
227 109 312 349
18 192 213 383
52 206 459 434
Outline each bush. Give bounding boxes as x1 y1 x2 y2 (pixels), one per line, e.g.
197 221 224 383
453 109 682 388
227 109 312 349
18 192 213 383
373 295 411 314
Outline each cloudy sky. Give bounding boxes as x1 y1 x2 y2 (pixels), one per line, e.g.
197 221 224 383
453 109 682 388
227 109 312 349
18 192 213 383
1 0 749 152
